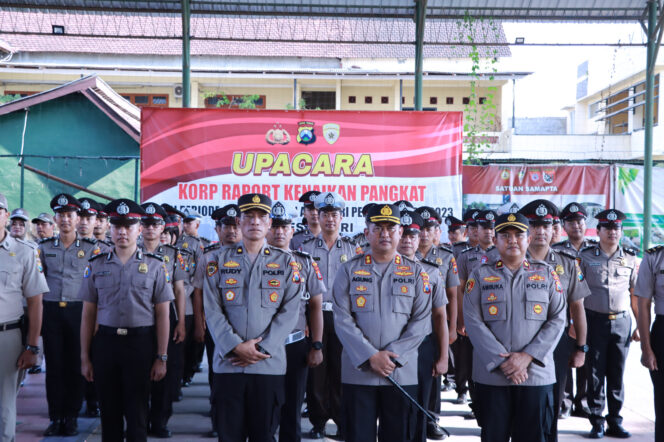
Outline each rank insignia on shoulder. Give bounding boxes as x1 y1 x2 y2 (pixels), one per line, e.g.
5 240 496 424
138 263 148 273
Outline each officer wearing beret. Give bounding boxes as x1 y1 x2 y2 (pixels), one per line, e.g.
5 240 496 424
351 203 375 247
333 203 432 442
464 212 566 442
32 212 56 240
578 209 637 439
202 193 303 441
0 193 48 442
266 201 326 442
519 199 592 441
39 193 101 436
291 191 321 251
397 209 449 441
454 209 500 410
635 243 664 441
301 191 357 439
140 202 188 437
80 199 174 442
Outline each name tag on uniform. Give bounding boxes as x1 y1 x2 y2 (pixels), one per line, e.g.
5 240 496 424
95 271 111 276
659 269 664 274
45 253 57 257
588 262 601 266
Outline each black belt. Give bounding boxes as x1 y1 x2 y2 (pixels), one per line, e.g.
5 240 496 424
97 325 154 336
0 321 21 332
587 309 629 320
44 300 82 308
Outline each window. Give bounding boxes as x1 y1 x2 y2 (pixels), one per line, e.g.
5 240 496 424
365 96 373 104
381 96 389 104
301 91 335 109
348 95 356 104
429 97 438 105
402 97 405 104
446 97 454 104
121 94 169 108
479 97 487 104
203 94 266 109
462 97 470 105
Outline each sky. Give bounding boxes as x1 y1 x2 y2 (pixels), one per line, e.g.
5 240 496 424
500 22 648 117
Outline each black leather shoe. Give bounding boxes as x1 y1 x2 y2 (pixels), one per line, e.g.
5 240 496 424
301 407 309 418
463 411 476 420
27 365 42 374
589 424 605 439
456 392 469 404
307 427 325 439
43 420 62 436
442 381 456 392
62 418 79 436
150 426 172 438
427 421 446 440
205 430 218 438
606 424 631 438
182 378 191 387
559 406 571 419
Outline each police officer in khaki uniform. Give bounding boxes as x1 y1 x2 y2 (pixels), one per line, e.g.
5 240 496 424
202 193 304 441
519 199 592 442
32 212 56 240
140 202 188 437
579 209 637 439
93 202 112 246
458 209 481 257
552 202 596 418
551 215 563 245
397 209 449 442
77 197 99 242
445 215 467 249
351 203 375 247
163 204 185 237
291 191 321 251
267 201 326 442
464 212 566 442
300 191 357 439
635 244 664 441
333 203 432 442
39 193 101 436
455 209 500 409
9 208 34 245
0 193 48 441
80 199 173 442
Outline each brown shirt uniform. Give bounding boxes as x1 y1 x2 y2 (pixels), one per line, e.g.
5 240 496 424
300 235 358 304
79 249 174 327
457 245 501 282
579 245 637 314
634 245 664 314
39 235 101 302
417 245 460 289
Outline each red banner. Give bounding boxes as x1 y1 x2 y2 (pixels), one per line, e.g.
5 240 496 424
141 109 463 237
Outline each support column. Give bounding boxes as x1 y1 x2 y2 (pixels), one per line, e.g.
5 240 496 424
644 0 660 249
414 0 427 111
336 79 342 110
181 0 191 108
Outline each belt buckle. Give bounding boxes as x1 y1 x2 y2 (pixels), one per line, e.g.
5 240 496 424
116 328 128 336
608 314 617 320
58 301 67 307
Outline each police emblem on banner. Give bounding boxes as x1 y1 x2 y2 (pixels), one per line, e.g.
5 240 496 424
297 121 316 145
266 124 291 145
322 123 340 144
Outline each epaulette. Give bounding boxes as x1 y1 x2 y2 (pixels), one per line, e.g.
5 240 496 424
647 245 664 254
163 243 179 252
302 236 316 245
350 252 365 262
460 247 474 255
201 237 211 245
587 239 599 244
341 236 355 244
293 228 307 235
556 249 577 261
486 245 496 252
39 236 56 244
292 249 311 257
624 248 637 256
82 237 98 245
204 243 221 254
421 257 440 268
551 240 567 248
453 241 467 246
179 247 193 255
580 245 596 253
266 244 287 255
145 252 164 262
402 254 418 266
15 238 38 249
438 244 453 254
88 252 108 262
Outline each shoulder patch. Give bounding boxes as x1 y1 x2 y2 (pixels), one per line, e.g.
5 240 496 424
647 245 664 254
302 237 316 245
145 252 165 262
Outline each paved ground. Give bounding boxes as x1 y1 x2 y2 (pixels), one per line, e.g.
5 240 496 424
15 343 656 441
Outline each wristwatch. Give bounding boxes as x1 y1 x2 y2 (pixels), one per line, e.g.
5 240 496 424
312 341 323 350
575 344 589 353
156 354 168 362
25 345 39 355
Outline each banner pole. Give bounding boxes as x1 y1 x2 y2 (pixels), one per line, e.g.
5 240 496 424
644 0 658 249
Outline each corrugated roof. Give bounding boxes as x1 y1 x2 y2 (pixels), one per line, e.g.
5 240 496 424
0 74 140 141
0 11 510 58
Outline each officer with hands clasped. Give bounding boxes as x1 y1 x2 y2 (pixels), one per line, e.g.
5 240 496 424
463 212 566 442
202 193 304 442
333 203 432 442
79 199 174 442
